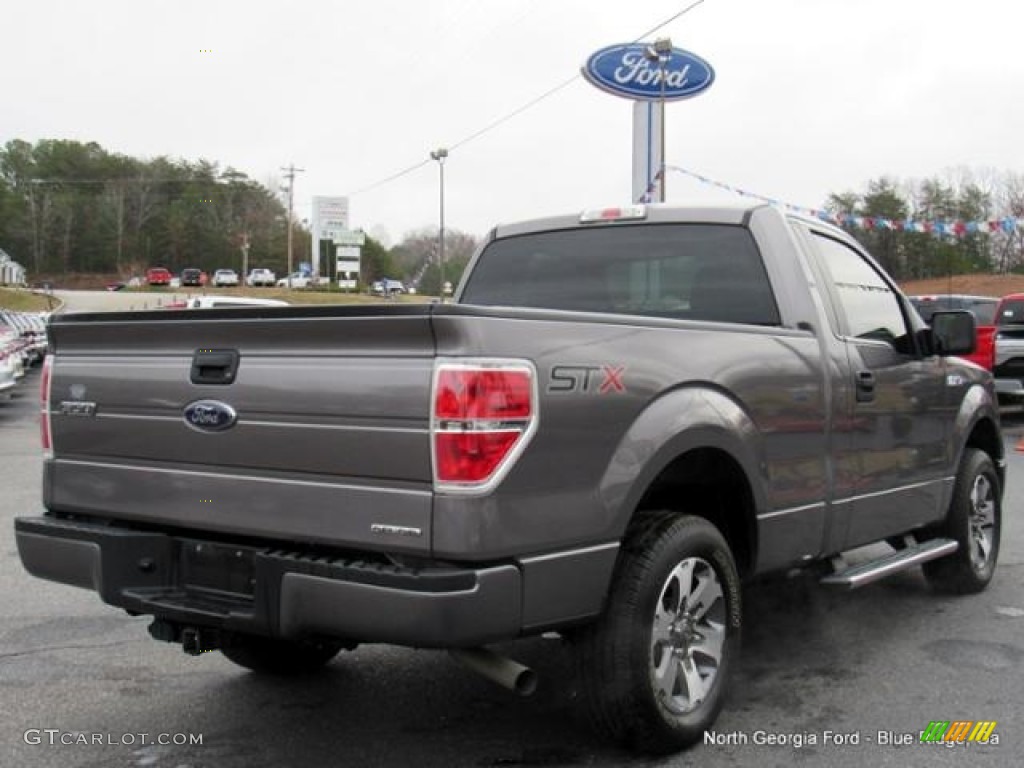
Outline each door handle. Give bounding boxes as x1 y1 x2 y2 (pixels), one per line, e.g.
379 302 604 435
855 370 875 403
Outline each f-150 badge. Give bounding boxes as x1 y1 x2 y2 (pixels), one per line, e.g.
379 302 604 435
183 400 238 433
59 401 97 416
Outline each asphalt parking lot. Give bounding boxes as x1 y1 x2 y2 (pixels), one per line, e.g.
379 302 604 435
2 367 1022 767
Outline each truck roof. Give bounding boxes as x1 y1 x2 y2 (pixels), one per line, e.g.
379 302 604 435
492 203 761 239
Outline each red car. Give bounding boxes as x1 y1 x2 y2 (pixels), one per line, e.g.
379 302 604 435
146 267 172 286
908 294 997 371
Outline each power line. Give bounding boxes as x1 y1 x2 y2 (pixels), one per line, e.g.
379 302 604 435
448 72 581 152
27 177 249 185
632 0 706 43
350 159 432 196
350 0 707 197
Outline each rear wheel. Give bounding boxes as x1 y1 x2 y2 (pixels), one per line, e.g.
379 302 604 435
922 448 1001 594
573 513 742 754
220 632 348 675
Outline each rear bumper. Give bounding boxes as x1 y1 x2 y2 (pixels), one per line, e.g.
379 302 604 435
14 515 522 648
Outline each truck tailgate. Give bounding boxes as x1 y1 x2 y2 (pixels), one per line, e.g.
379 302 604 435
45 307 436 553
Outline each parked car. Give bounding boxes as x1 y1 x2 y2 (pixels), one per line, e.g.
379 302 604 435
0 322 21 399
181 268 203 287
166 295 289 309
991 292 1024 401
246 268 276 287
0 320 26 381
0 310 47 366
908 294 998 370
371 278 406 296
275 272 328 288
0 347 18 400
145 267 172 286
212 269 240 287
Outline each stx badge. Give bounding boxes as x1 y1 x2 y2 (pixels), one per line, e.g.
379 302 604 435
548 365 626 394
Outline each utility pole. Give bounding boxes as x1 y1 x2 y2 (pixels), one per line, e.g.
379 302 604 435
280 163 304 288
240 232 250 285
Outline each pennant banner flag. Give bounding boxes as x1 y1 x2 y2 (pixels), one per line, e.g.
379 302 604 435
650 166 1024 238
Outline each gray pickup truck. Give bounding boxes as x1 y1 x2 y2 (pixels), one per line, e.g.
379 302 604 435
16 203 1004 754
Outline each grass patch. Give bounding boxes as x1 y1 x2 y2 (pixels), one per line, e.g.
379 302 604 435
0 288 58 312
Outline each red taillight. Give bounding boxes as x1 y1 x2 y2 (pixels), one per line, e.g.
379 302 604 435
435 369 532 420
432 361 536 489
40 355 53 457
434 432 521 483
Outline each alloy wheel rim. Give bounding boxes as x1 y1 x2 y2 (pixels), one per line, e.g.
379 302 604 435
968 474 996 572
650 557 727 715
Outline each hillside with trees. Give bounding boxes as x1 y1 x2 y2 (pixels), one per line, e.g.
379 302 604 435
0 139 307 280
0 138 480 291
2 138 1020 292
824 170 1024 281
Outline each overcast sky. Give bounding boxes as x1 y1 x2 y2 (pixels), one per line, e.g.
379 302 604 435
4 0 1023 244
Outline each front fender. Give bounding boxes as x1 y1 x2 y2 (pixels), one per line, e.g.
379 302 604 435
598 384 768 540
951 382 1005 494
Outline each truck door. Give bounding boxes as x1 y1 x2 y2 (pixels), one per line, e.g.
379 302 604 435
805 229 949 550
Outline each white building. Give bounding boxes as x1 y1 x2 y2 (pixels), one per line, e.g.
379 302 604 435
0 248 27 286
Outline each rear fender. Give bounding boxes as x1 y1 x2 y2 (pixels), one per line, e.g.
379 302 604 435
598 385 767 542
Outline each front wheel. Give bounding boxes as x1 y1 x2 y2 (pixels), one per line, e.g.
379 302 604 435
573 513 742 754
922 447 1001 594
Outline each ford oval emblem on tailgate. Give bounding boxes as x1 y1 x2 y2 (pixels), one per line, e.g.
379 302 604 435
183 400 238 433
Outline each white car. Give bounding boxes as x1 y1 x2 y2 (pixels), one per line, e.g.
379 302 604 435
176 296 289 309
371 279 406 296
0 352 17 399
246 268 276 287
1 325 22 396
277 273 307 288
212 269 240 287
275 273 328 288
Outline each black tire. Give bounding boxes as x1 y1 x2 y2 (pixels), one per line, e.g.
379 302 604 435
922 447 1001 594
220 632 347 675
572 513 742 754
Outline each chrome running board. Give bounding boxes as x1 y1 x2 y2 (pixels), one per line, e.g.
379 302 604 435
820 538 958 589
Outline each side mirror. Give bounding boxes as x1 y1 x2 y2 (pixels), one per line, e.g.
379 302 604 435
930 310 976 356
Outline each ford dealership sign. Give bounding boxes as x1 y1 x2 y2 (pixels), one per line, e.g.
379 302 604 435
582 43 715 102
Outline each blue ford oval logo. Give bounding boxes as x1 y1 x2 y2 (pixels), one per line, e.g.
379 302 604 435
183 400 237 433
582 43 715 102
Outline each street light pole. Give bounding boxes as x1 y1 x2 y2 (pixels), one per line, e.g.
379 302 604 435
430 148 448 299
645 37 672 203
280 163 304 288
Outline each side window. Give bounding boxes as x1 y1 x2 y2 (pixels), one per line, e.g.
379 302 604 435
812 233 912 352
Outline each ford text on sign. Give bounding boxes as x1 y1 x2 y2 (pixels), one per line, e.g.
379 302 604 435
582 43 714 101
